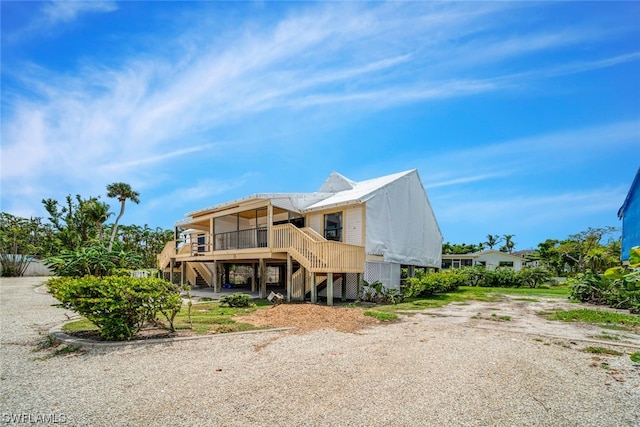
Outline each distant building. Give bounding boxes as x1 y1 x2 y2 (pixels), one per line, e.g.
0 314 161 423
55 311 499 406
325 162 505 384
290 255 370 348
618 167 640 262
441 250 525 271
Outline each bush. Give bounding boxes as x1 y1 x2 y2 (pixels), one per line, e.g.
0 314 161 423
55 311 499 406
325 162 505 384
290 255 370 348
44 243 143 277
360 281 402 304
481 268 522 288
47 276 182 340
569 271 611 305
569 247 640 314
404 270 467 298
220 293 252 308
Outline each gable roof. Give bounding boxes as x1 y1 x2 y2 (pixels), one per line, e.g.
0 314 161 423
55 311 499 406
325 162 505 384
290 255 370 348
618 167 640 219
304 169 416 211
183 169 418 220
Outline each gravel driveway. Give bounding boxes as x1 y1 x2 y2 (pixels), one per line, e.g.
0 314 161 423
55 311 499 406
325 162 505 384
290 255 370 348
1 277 639 426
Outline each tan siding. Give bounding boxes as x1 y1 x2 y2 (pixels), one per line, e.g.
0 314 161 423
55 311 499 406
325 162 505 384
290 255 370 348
345 205 363 246
309 213 322 235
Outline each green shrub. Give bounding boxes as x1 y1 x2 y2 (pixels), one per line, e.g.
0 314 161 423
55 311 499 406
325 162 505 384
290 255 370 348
360 281 403 304
44 243 142 277
404 270 467 298
481 268 522 288
220 293 252 308
47 276 182 340
519 267 553 288
569 271 611 305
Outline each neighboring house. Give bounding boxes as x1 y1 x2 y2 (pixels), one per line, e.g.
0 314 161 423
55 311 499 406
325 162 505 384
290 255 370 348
618 167 640 263
158 169 442 304
441 250 525 271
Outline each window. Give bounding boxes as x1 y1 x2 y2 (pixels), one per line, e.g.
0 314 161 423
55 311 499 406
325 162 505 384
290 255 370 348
324 212 342 241
197 234 206 253
499 261 514 268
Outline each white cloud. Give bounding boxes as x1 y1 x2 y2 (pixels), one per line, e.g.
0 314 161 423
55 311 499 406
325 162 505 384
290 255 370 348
42 1 117 25
2 1 638 225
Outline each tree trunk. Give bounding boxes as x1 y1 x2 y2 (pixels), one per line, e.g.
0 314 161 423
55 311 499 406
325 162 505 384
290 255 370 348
108 199 126 252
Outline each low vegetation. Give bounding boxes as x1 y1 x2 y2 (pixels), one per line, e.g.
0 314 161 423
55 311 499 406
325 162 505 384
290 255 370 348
546 308 640 329
569 247 640 314
403 267 554 299
48 276 182 340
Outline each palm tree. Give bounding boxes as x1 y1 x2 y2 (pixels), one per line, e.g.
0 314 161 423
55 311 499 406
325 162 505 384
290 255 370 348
485 234 502 250
106 182 140 251
82 198 112 242
502 234 516 254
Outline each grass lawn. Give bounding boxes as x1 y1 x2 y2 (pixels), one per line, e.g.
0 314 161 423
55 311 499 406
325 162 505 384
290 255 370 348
367 285 571 314
546 308 640 329
62 299 274 336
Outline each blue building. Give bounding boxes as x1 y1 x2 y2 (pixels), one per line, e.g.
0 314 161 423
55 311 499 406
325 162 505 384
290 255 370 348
618 167 640 262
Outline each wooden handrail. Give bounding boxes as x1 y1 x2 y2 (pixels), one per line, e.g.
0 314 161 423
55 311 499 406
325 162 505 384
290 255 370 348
271 224 364 273
157 241 175 270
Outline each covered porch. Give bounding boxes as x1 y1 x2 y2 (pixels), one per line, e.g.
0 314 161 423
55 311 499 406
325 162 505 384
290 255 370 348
157 198 365 305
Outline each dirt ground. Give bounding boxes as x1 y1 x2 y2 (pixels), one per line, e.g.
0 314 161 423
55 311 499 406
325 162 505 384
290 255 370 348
4 278 640 426
237 296 640 348
236 302 380 333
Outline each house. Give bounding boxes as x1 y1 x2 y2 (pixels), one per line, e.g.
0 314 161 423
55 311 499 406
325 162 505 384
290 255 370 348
618 167 640 262
441 250 525 271
158 169 442 305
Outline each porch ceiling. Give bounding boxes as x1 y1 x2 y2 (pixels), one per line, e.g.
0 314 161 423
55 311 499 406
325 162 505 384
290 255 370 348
180 206 290 229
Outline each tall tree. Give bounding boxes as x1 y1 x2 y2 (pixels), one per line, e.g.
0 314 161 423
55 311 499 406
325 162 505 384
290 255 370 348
501 234 516 253
42 194 99 250
485 234 502 250
557 226 618 273
106 182 140 252
82 198 112 242
0 213 50 277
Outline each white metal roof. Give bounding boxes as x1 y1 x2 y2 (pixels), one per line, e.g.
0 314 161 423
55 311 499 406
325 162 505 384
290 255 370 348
180 169 417 222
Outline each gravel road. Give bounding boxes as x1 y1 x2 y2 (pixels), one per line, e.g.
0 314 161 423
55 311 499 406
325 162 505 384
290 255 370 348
1 277 639 426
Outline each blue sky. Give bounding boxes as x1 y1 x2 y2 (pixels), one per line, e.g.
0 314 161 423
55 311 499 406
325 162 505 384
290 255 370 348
1 1 639 251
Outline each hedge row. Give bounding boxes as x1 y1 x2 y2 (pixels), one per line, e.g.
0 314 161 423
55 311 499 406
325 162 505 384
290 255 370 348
404 267 553 298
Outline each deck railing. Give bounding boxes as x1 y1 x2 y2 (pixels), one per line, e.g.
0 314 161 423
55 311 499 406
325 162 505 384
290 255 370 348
215 227 268 250
159 224 364 274
271 224 364 273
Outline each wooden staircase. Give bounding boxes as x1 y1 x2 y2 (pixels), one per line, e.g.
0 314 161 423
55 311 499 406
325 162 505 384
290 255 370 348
271 224 364 273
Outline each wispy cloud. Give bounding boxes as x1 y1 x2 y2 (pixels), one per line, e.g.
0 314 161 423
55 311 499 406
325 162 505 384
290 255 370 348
419 120 639 189
42 1 117 25
1 1 637 225
4 1 117 43
431 186 628 246
425 172 510 190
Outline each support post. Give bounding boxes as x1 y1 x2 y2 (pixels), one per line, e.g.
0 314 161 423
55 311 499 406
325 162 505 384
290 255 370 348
224 264 230 286
180 262 185 286
311 273 317 303
212 261 219 292
341 273 347 302
259 259 266 299
327 272 334 306
251 263 257 293
357 273 362 300
170 258 175 284
286 253 292 302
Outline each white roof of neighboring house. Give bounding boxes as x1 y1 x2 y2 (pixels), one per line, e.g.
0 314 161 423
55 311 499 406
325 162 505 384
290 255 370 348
442 250 524 260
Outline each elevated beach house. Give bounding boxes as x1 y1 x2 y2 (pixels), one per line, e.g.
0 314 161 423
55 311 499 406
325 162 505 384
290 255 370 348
158 169 442 305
